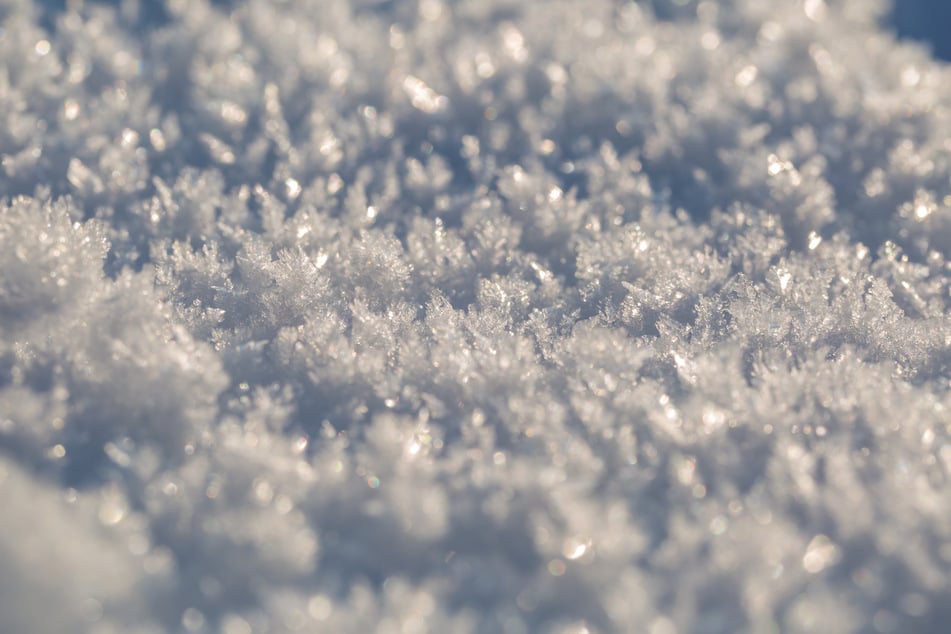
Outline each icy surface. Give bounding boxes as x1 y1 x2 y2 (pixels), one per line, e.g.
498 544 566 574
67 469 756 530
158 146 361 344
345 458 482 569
2 0 951 632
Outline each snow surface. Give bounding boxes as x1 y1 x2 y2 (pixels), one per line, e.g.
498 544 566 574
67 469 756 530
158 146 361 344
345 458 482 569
2 0 951 632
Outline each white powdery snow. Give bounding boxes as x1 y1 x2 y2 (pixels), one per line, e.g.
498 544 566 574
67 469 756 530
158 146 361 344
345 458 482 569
1 0 951 632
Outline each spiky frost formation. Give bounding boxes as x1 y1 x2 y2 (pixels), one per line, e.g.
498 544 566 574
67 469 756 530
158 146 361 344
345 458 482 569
2 0 951 632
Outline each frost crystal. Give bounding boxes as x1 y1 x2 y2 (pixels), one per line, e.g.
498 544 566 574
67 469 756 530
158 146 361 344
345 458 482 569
2 0 951 632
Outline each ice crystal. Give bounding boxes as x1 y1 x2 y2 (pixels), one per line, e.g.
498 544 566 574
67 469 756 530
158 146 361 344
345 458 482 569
2 0 951 632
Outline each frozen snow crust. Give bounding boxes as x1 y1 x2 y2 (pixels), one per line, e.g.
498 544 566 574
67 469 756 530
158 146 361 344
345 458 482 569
2 0 951 631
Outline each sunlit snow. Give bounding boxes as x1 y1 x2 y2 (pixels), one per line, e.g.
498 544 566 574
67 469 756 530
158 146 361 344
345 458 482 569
2 0 951 632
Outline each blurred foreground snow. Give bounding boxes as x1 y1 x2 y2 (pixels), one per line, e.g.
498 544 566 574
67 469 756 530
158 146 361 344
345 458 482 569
3 0 951 632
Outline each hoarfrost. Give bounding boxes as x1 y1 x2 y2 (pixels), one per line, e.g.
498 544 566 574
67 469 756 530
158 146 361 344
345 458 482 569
2 0 951 632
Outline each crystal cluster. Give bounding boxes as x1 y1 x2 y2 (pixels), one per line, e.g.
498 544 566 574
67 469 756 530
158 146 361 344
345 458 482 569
1 0 950 632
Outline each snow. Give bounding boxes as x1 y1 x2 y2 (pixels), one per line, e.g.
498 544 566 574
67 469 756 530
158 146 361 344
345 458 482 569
2 0 951 632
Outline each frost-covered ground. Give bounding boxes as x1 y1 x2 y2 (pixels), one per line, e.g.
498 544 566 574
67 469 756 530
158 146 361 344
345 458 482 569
2 0 951 632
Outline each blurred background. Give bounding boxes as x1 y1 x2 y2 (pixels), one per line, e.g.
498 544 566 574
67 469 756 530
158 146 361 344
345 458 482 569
27 0 951 61
892 0 951 60
30 0 951 62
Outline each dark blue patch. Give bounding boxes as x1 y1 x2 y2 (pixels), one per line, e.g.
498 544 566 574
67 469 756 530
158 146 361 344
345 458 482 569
891 0 951 61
